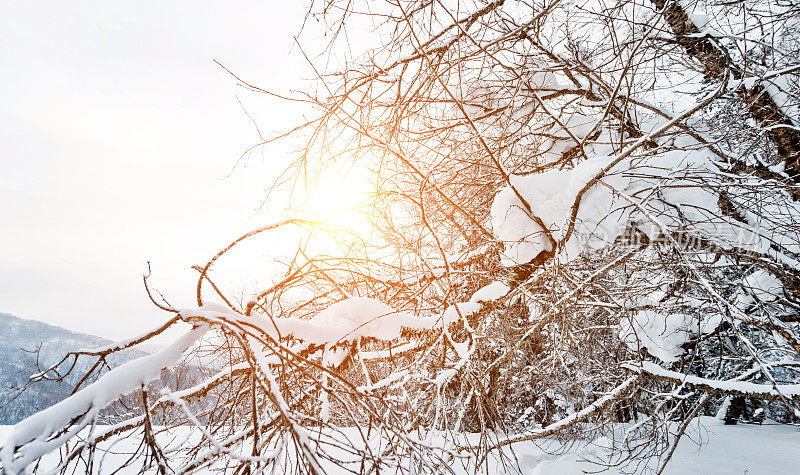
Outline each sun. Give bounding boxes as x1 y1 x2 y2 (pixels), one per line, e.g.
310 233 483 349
301 166 377 238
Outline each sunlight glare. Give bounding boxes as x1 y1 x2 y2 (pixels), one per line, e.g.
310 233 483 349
301 167 376 238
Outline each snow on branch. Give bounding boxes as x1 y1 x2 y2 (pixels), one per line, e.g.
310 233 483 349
1 325 208 474
180 298 481 346
475 375 640 454
1 294 492 473
628 361 800 399
490 129 772 266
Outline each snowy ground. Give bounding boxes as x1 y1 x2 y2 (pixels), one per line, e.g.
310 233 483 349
1 417 798 473
518 417 800 474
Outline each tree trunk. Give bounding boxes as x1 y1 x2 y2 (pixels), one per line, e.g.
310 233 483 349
651 0 800 181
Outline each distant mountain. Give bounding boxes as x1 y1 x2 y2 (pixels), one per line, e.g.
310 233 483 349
0 312 148 424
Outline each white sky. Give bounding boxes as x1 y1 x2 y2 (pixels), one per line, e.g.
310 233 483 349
0 1 319 340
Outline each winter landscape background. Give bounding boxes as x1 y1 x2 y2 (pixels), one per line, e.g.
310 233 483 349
3 0 800 473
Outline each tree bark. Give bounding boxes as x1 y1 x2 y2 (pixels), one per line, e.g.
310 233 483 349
651 0 800 181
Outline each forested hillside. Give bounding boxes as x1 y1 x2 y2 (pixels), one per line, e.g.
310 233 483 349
0 313 201 425
0 313 127 424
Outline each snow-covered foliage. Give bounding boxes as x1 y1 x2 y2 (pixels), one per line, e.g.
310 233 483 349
469 282 510 303
490 148 773 265
620 310 720 363
737 269 785 309
491 154 629 264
